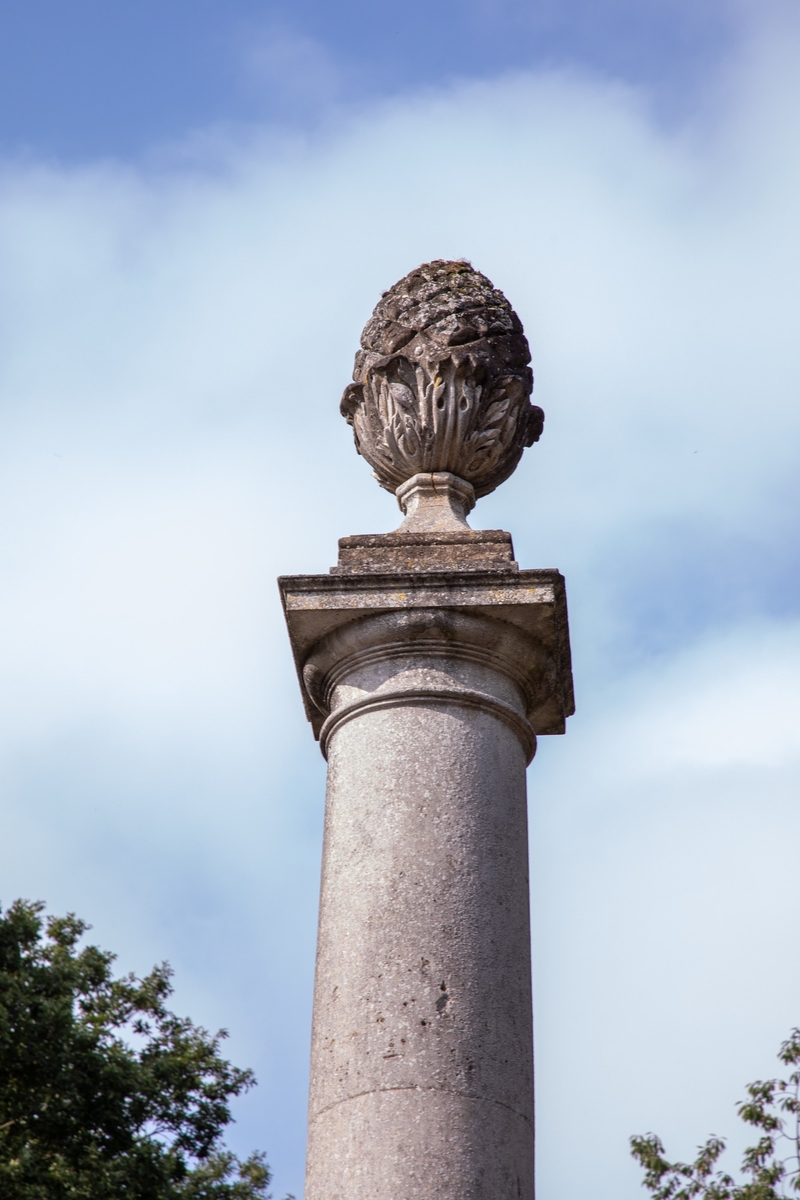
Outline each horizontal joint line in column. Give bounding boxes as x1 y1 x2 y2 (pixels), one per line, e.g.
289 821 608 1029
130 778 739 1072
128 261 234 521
311 1083 532 1127
319 689 537 763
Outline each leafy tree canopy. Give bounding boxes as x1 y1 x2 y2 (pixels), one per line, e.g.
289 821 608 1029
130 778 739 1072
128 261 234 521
0 899 286 1200
631 1029 800 1199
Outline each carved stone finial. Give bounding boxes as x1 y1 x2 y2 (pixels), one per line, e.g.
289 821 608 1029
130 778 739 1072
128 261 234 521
340 260 544 522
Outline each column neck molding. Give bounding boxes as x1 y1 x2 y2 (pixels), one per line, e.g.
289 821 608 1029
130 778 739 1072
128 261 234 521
302 608 543 763
303 608 545 715
319 687 537 763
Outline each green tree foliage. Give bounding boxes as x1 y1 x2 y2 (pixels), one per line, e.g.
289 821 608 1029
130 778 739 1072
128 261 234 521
631 1030 800 1199
0 899 287 1200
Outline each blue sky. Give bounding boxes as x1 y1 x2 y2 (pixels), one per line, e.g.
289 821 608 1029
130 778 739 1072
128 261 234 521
2 0 737 158
1 4 800 1200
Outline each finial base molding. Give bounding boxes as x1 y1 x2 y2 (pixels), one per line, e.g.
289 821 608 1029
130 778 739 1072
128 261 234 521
395 471 475 532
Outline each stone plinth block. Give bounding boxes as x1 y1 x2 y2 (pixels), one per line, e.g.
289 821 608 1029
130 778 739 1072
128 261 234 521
279 533 573 1200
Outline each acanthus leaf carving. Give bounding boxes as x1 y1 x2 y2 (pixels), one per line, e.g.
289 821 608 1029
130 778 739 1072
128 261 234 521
341 261 543 500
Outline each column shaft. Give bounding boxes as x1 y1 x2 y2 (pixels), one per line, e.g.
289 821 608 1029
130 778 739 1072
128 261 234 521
303 616 536 1200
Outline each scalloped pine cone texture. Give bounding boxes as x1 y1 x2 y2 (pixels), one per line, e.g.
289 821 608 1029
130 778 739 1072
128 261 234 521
341 260 544 499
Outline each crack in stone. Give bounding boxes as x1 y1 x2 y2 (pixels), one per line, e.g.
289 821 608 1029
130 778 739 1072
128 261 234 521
312 1084 532 1126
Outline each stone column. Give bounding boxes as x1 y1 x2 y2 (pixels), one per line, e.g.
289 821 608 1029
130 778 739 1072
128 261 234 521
279 261 573 1200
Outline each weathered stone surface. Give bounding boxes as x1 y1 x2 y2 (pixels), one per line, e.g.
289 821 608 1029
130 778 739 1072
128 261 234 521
278 261 573 1200
304 668 534 1199
340 261 544 500
396 471 475 532
279 567 574 742
333 529 517 575
279 545 572 1200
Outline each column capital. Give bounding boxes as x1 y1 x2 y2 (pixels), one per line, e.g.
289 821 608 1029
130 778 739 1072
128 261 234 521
279 559 574 748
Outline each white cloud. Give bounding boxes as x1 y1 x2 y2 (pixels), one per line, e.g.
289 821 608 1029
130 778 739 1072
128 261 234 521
573 622 800 777
0 15 799 1197
530 623 800 1198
